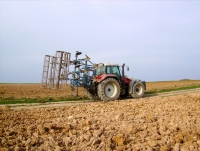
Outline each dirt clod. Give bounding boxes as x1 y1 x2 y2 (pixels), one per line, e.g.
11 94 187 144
0 83 200 150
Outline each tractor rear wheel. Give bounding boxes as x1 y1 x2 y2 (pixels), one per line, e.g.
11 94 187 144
86 90 99 101
131 81 145 98
98 78 120 101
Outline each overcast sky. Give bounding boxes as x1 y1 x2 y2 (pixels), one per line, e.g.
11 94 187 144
0 0 200 83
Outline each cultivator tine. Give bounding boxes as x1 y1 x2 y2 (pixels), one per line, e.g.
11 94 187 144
70 80 75 91
87 60 93 65
84 54 91 61
75 64 81 68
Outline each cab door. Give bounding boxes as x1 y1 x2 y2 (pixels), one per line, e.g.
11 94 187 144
112 66 121 78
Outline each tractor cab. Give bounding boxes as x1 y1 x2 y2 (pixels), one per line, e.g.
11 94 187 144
95 63 120 76
93 63 121 82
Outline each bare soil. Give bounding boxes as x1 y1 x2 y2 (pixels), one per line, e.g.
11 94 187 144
0 81 200 150
1 92 200 151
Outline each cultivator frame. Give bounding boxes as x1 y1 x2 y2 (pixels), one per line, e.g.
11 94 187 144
68 51 95 91
41 50 95 92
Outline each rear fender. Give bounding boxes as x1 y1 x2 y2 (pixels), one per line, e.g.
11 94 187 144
128 80 146 94
128 80 137 94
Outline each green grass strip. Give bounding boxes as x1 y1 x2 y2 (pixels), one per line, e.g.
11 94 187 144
145 85 200 94
0 96 89 105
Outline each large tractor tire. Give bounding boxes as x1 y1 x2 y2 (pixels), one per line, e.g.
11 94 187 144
86 90 99 101
131 81 145 98
98 78 120 101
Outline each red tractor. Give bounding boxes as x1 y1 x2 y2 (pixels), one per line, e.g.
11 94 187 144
85 63 146 101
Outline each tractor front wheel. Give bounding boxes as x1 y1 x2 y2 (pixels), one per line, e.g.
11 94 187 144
98 78 120 101
131 81 145 98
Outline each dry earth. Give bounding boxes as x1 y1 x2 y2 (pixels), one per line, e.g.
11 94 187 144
0 81 200 151
1 92 200 151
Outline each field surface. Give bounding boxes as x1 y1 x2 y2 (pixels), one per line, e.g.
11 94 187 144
0 80 200 151
1 80 200 100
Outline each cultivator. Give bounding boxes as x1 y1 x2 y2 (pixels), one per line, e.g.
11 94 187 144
41 50 95 92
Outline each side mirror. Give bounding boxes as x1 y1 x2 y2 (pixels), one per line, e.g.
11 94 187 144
127 67 129 71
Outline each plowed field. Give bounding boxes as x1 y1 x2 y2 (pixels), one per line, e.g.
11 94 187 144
0 80 200 151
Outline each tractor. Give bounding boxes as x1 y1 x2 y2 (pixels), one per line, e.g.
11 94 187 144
42 50 146 101
83 63 146 101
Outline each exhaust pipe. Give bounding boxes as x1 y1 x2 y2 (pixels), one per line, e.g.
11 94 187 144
122 63 125 86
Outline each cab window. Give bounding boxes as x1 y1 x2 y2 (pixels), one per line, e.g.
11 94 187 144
112 66 120 77
106 66 112 74
96 66 106 75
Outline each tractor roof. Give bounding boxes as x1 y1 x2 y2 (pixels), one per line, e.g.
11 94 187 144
98 63 119 66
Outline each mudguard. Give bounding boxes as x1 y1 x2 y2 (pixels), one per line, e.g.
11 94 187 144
128 79 138 94
128 80 146 94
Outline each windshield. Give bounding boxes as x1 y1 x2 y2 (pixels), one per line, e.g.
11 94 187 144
95 66 106 75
